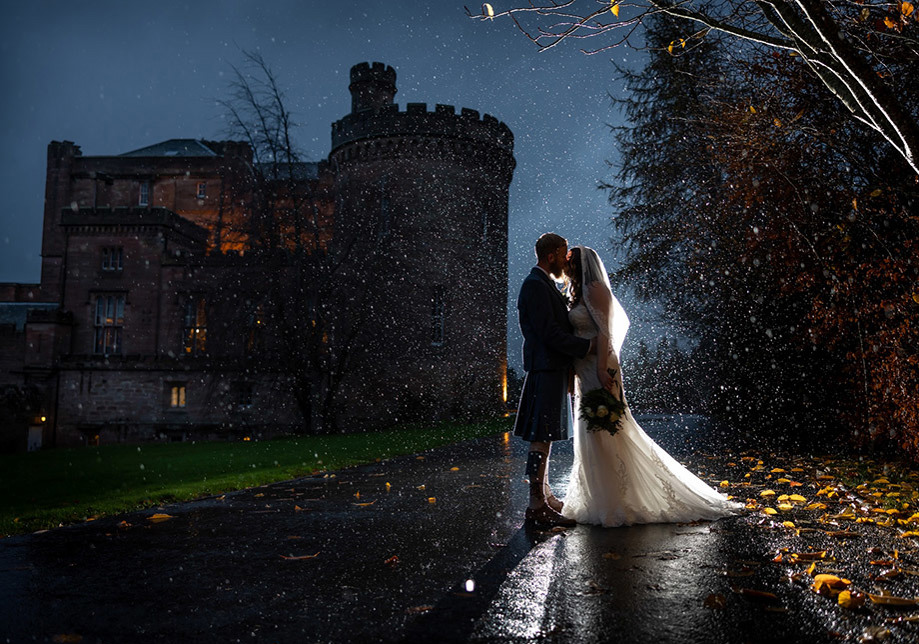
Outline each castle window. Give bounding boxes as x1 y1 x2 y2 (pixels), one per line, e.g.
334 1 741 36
167 383 187 409
183 296 207 356
197 182 207 199
93 294 125 355
101 247 123 272
232 382 254 408
139 181 150 206
431 286 445 346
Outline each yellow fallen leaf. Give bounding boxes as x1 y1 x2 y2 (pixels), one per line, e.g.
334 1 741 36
806 502 828 511
720 481 730 488
812 574 850 597
761 490 776 497
789 494 807 503
148 513 174 522
450 467 460 472
777 503 794 512
610 2 620 17
428 497 437 504
838 590 866 609
763 508 778 515
417 485 426 491
254 493 265 498
783 521 796 528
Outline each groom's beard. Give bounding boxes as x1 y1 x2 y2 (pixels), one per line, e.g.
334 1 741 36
547 259 567 280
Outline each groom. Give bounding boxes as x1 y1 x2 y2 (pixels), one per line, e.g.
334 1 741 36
514 233 594 527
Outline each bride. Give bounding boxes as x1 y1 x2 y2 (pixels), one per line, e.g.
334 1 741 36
562 246 740 527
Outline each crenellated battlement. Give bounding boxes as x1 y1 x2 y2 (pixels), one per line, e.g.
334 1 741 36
350 61 396 86
331 102 514 157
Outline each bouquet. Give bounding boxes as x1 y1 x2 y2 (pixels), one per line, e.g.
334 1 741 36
578 369 627 436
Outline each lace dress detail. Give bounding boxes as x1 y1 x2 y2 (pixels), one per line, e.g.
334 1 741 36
562 303 740 527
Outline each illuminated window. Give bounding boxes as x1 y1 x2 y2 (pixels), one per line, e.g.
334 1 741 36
431 286 445 346
168 384 187 409
93 294 125 355
101 247 123 272
197 182 207 199
139 181 150 206
183 296 207 356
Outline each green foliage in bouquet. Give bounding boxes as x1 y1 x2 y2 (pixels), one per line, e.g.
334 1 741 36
579 369 627 436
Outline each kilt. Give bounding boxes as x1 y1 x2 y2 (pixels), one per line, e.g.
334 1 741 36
513 369 571 442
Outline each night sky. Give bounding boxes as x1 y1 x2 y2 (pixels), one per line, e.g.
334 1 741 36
0 1 663 370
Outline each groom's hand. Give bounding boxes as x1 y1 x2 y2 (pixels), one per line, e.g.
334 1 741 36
587 337 597 355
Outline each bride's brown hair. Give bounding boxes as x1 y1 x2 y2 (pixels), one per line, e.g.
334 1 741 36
568 247 583 308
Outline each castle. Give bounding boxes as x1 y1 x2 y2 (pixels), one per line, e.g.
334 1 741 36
0 62 515 450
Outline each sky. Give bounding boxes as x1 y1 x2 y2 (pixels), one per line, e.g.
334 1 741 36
0 0 665 370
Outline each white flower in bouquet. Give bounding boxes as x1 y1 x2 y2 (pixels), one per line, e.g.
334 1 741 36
597 405 609 418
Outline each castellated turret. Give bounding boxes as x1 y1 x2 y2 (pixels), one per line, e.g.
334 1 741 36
348 61 397 113
329 61 516 428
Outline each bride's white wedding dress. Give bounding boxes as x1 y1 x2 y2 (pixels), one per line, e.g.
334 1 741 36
562 301 740 527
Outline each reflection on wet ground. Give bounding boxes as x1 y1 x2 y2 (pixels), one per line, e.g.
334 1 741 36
0 415 852 642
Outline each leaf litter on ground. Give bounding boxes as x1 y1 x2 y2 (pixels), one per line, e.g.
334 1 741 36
656 448 919 639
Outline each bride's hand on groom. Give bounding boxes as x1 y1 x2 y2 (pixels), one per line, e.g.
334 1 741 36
597 367 614 393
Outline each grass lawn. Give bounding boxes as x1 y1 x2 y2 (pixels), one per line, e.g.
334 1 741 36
0 417 512 537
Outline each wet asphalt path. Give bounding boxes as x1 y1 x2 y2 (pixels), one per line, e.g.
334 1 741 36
0 416 851 643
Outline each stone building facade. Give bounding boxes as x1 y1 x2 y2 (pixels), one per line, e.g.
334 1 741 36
0 62 515 450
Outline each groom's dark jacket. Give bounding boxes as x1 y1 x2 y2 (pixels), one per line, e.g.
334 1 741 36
518 268 590 372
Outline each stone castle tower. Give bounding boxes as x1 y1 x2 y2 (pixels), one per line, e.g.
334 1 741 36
0 61 515 449
329 62 516 427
